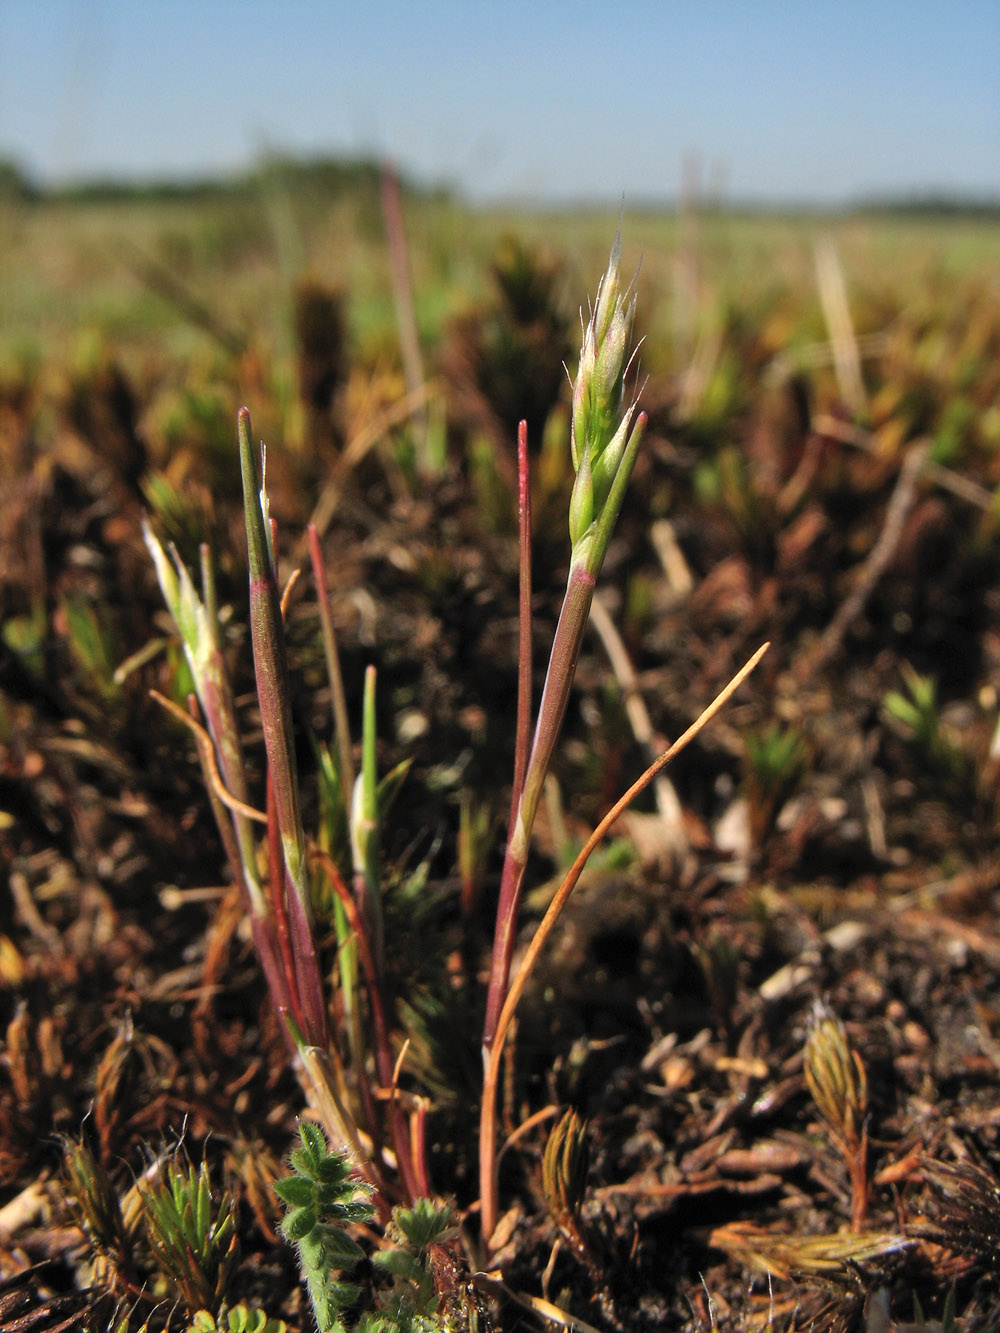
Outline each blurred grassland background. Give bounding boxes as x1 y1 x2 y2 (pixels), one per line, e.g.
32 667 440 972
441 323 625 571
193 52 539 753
2 158 997 469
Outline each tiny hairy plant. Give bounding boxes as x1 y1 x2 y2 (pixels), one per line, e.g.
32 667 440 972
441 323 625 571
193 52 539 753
369 1197 463 1330
274 1121 375 1333
139 1156 239 1315
804 1004 869 1231
188 1306 288 1333
919 1155 1000 1270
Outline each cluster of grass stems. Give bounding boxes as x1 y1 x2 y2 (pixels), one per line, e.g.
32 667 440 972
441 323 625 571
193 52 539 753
143 233 767 1323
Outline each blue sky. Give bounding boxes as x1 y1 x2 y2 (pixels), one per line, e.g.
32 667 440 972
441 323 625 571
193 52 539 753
1 0 997 205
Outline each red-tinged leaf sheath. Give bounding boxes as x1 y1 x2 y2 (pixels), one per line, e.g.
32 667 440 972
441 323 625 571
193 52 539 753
483 560 596 1048
266 769 306 1040
509 420 532 832
238 407 327 1049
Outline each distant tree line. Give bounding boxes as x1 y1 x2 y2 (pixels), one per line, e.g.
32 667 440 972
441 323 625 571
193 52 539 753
0 160 40 201
0 153 453 205
0 155 996 217
853 191 1000 220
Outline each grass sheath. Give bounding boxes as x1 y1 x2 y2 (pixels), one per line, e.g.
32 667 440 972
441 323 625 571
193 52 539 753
237 410 331 1060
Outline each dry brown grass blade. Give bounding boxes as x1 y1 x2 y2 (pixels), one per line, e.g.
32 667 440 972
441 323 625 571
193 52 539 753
707 1220 909 1281
148 690 267 824
814 234 865 414
491 640 769 1057
481 641 769 1247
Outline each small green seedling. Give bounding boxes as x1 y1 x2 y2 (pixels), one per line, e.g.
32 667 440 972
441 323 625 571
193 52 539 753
189 1306 287 1333
742 721 809 847
884 663 965 779
139 1157 239 1315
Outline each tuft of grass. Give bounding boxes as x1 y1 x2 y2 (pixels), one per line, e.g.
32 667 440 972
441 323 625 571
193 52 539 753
883 663 967 782
60 588 120 700
742 721 810 849
144 229 767 1311
61 1136 136 1286
804 1004 869 1231
541 1107 590 1242
138 1156 240 1315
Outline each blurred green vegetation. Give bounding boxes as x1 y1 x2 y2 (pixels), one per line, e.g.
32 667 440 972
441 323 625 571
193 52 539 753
2 158 997 376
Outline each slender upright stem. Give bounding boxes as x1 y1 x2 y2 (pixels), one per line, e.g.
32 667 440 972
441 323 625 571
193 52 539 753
509 421 533 831
352 665 384 972
483 559 596 1048
481 238 646 1238
308 523 356 799
239 407 328 1049
479 642 770 1241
